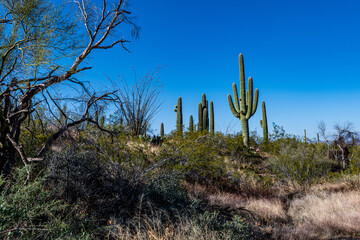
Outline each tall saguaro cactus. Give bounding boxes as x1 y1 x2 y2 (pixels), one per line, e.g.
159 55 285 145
228 53 259 146
189 115 194 132
210 101 214 134
160 123 164 138
174 97 183 135
198 93 209 132
100 115 105 128
260 101 268 142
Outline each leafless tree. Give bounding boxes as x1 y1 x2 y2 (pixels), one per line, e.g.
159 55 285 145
0 0 139 179
113 68 163 136
318 121 359 170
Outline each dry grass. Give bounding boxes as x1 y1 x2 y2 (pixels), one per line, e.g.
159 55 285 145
288 190 360 239
107 216 238 240
244 198 287 223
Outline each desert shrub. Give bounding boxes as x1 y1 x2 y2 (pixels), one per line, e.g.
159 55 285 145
269 143 332 190
160 132 228 185
0 166 97 239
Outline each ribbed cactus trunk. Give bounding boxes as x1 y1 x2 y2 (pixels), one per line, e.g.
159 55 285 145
228 53 259 147
198 103 203 132
304 129 307 144
160 123 164 138
174 97 183 135
198 93 210 132
189 115 194 132
210 101 214 134
260 101 268 142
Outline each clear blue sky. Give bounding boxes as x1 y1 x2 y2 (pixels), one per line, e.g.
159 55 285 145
81 0 360 139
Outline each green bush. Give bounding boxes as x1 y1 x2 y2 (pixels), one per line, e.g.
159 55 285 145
269 143 332 190
0 166 97 239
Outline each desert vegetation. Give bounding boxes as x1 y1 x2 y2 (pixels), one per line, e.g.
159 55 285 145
0 0 360 239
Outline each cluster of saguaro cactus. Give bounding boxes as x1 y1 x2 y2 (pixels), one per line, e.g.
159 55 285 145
198 94 208 132
198 94 214 133
174 97 183 135
228 53 259 146
260 101 268 142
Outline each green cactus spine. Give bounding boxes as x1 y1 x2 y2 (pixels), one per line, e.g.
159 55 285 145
227 53 259 147
260 101 268 142
189 115 194 132
160 123 164 138
174 97 183 135
210 101 214 134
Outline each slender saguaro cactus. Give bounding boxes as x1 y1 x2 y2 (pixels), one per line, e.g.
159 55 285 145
95 110 99 124
198 103 203 132
189 115 194 132
317 133 320 144
210 101 214 134
174 97 183 135
260 101 268 142
160 123 164 138
304 129 307 144
227 53 259 146
100 115 105 128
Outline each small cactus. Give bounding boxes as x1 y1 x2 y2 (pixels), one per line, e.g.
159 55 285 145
174 97 183 135
260 101 268 142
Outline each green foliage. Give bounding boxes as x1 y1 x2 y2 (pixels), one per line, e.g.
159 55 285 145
161 132 228 185
197 211 255 240
0 166 97 239
269 143 332 190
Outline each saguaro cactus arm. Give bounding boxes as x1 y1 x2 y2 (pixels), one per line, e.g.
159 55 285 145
227 93 240 118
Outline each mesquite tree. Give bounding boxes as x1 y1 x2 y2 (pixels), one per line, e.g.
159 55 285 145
0 0 138 179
